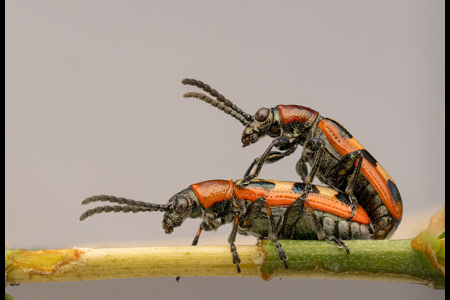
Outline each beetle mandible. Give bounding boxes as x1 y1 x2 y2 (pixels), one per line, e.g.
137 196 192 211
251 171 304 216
80 178 374 273
181 78 403 239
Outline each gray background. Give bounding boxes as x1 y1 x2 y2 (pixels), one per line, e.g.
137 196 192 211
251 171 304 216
5 1 445 299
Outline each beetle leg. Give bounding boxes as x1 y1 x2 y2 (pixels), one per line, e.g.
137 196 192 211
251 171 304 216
240 199 263 228
373 222 396 240
176 224 205 281
254 138 297 178
191 226 203 246
238 138 297 188
325 236 350 255
326 150 364 220
228 214 242 273
279 193 326 241
344 153 364 219
278 193 350 255
244 150 292 177
273 241 289 270
176 225 205 282
295 139 326 212
298 138 326 184
237 175 257 189
253 138 287 177
295 160 309 182
241 197 289 269
279 194 306 239
243 157 258 178
266 207 289 269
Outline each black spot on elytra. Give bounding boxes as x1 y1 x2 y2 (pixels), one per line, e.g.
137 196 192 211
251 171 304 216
325 118 352 138
292 182 319 194
335 191 351 206
248 181 275 189
361 150 377 167
388 180 402 205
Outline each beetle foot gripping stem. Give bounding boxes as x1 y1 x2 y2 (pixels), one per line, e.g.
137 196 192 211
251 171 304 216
273 241 289 269
230 243 242 273
325 236 350 255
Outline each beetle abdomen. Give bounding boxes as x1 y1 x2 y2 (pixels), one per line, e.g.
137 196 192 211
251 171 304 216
292 210 372 240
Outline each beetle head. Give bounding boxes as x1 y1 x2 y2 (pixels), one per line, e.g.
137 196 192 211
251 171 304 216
162 188 202 234
241 107 281 147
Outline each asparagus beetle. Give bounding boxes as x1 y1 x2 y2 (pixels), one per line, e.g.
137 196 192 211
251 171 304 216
181 78 403 239
80 178 373 273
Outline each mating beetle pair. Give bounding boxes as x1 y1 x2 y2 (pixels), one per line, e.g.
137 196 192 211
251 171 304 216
181 78 403 240
80 178 372 272
80 78 403 273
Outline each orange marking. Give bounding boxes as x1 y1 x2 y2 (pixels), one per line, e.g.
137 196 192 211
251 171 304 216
190 180 234 209
234 215 240 226
317 119 402 221
195 227 203 238
264 202 274 219
235 180 370 225
308 194 370 225
277 105 318 126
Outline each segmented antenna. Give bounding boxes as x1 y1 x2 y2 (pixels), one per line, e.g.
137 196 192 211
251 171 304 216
80 194 169 221
181 78 253 124
183 91 250 126
79 205 152 221
81 194 165 209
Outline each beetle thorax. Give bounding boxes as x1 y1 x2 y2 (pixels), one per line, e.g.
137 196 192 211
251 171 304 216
277 105 319 139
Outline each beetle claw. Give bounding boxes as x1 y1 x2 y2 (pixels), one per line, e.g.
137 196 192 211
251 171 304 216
237 176 256 189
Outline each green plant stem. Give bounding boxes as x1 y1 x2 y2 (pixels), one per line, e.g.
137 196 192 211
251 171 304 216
5 293 14 300
5 239 444 289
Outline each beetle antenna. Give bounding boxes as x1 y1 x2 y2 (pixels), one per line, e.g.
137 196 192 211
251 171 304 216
79 204 169 221
80 205 147 221
183 91 250 126
81 194 166 209
181 78 253 123
81 194 169 221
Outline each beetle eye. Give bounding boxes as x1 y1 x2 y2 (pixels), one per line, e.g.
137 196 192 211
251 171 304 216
175 198 188 213
255 108 269 122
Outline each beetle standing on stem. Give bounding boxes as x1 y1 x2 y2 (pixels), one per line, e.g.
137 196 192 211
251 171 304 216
80 179 373 273
181 78 403 240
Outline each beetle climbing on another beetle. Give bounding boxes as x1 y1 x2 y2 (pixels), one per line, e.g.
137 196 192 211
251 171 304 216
80 178 373 273
181 78 403 240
